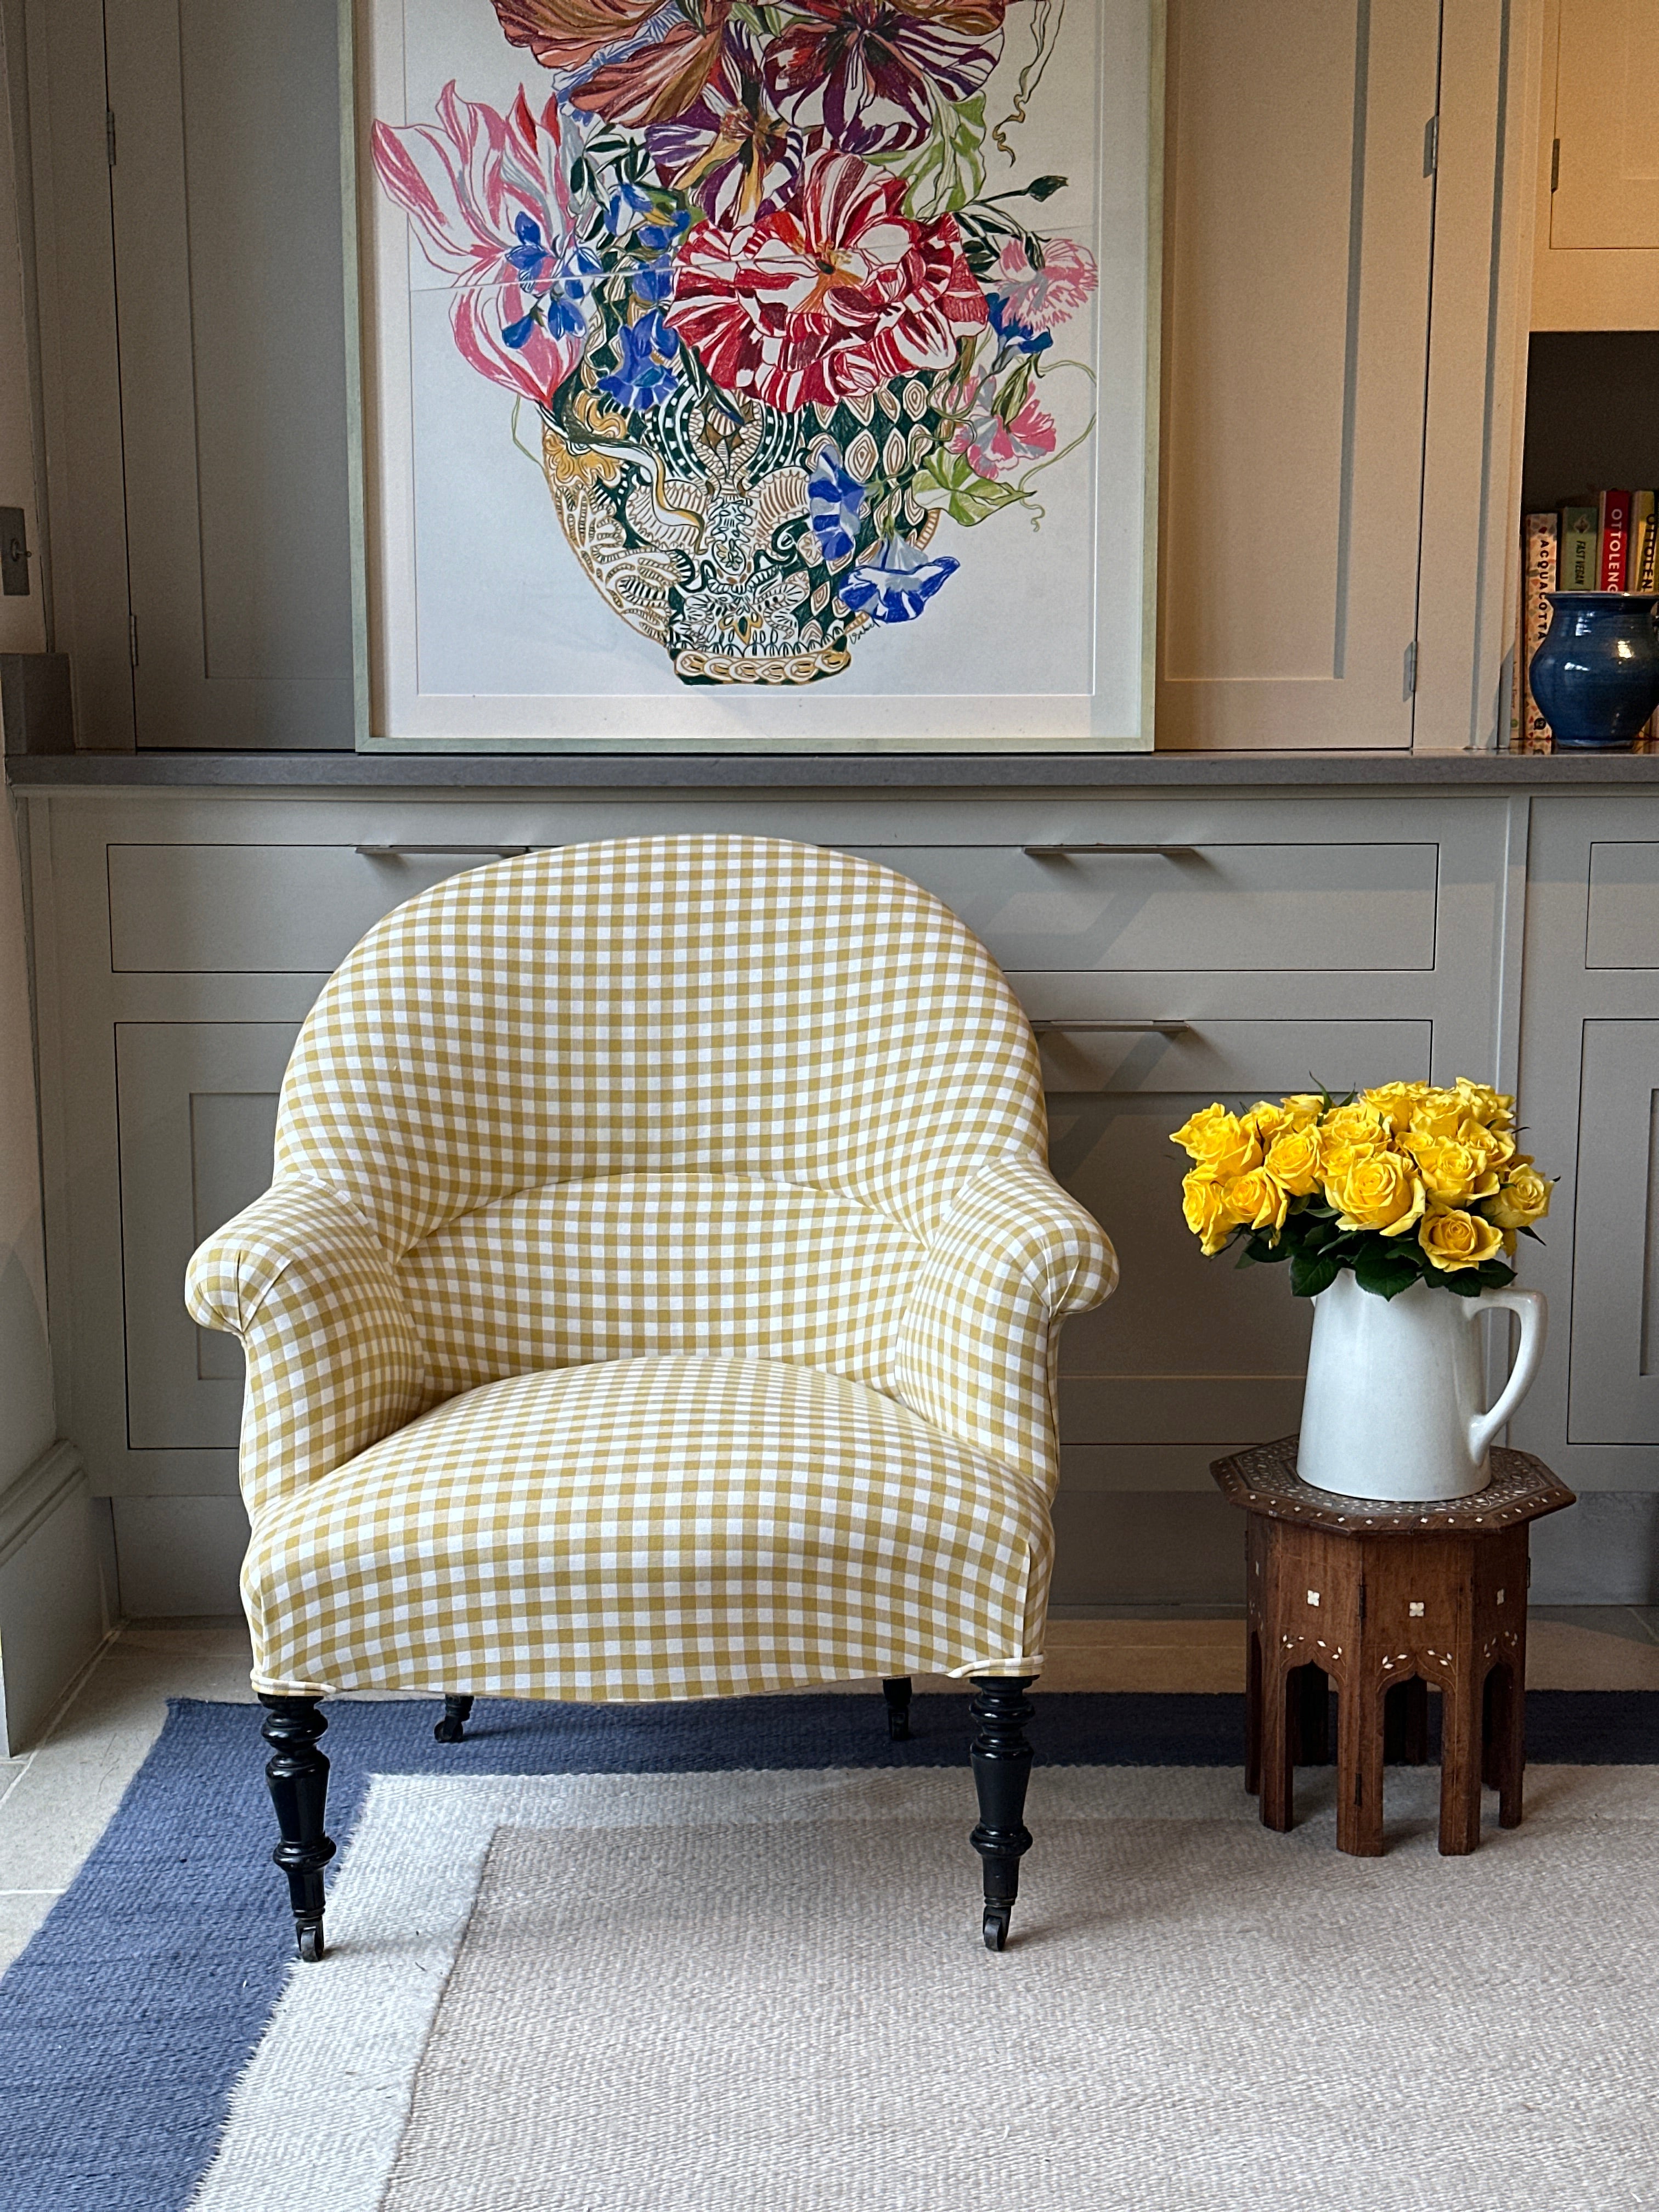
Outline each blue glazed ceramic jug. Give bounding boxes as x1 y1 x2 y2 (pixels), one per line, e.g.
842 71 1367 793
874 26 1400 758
1528 591 1659 749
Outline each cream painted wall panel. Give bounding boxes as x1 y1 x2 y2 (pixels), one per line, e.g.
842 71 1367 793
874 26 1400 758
1157 0 1438 749
1532 0 1659 329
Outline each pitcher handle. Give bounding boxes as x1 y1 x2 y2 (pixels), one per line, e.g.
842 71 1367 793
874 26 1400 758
1465 1288 1549 1465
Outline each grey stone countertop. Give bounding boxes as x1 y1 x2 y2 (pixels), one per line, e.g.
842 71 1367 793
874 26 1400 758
10 748 1659 791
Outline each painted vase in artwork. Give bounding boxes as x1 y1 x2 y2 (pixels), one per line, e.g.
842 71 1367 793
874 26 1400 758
1528 590 1659 749
371 4 1098 689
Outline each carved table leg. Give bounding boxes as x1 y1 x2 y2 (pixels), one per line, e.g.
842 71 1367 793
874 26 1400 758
435 1694 474 1745
1336 1679 1386 1857
1244 1629 1262 1796
881 1677 913 1743
1384 1676 1430 1765
1484 1661 1526 1830
1438 1662 1485 1856
258 1695 336 1961
1258 1655 1297 1833
969 1677 1034 1952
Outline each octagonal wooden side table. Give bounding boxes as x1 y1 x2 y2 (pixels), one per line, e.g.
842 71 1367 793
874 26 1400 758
1211 1438 1576 1857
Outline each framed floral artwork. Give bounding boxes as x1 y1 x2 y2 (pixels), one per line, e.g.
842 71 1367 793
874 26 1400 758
347 0 1161 751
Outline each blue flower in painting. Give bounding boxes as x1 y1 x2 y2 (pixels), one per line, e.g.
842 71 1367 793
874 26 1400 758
808 445 866 565
605 179 659 236
986 292 1053 358
840 536 960 625
599 309 681 412
632 258 676 306
638 209 691 257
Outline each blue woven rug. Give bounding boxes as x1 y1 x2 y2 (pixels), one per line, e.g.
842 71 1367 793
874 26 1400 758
1 1689 1654 2212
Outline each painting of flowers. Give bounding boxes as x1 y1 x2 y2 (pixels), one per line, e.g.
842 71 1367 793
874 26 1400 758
355 0 1155 745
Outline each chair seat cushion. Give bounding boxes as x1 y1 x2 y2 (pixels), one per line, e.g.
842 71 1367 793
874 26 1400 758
243 1355 1052 1701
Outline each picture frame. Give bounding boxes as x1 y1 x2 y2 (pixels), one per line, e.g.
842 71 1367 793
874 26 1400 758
343 0 1163 752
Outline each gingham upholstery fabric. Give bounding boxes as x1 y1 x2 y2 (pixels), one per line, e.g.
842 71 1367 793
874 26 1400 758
187 836 1116 1700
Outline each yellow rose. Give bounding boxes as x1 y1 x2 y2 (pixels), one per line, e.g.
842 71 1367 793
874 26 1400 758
1182 1170 1238 1256
1419 1207 1506 1272
1171 1106 1261 1181
1454 1076 1515 1130
1406 1088 1467 1140
1406 1135 1499 1207
1458 1118 1516 1173
1279 1093 1327 1131
1224 1166 1289 1237
1246 1099 1291 1144
1360 1081 1429 1131
1263 1127 1323 1197
1328 1148 1426 1237
1486 1164 1553 1230
1314 1101 1388 1181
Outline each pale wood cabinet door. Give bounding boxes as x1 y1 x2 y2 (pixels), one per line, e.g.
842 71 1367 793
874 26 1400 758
1550 0 1659 251
103 0 354 748
1158 0 1440 749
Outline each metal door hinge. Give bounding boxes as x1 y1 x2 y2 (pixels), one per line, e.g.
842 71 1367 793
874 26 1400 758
1551 137 1560 193
1424 115 1438 176
1403 640 1418 698
128 614 139 669
106 109 117 168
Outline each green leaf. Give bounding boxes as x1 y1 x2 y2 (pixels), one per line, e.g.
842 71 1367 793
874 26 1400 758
1289 1250 1344 1300
911 450 1024 528
871 93 988 220
1352 1243 1424 1301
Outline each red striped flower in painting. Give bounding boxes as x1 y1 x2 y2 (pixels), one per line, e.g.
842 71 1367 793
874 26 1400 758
665 150 986 411
764 0 1009 156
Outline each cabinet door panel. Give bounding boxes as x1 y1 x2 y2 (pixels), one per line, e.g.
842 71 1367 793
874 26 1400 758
103 0 353 747
856 845 1438 972
1158 0 1438 748
117 1024 297 1449
1048 1019 1432 1445
1551 0 1659 251
1585 842 1659 969
108 845 532 973
1568 1020 1659 1444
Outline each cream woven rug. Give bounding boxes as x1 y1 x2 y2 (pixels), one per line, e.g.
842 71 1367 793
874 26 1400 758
191 1765 1659 2210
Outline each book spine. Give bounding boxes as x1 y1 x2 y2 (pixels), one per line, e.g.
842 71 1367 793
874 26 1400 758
1641 492 1659 592
1560 504 1599 589
1521 511 1557 753
1632 492 1657 597
1600 488 1633 589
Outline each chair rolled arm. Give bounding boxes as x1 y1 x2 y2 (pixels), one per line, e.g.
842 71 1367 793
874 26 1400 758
187 1181 431 1520
894 1155 1116 1493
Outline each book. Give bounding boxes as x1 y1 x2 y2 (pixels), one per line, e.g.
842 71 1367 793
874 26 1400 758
1521 511 1557 753
1559 503 1599 589
1599 487 1633 589
1638 491 1659 592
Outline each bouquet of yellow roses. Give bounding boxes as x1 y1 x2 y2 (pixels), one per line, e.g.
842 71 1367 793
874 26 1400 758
1171 1079 1553 1300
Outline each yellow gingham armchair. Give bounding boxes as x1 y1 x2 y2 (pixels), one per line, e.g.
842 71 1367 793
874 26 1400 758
187 835 1115 1955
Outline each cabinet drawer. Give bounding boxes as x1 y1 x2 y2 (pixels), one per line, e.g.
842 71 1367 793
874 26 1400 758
1586 843 1659 968
107 843 539 972
855 843 1438 971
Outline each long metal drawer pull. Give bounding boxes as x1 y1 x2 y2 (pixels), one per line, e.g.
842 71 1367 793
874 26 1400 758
1021 843 1199 857
1031 1019 1191 1035
356 844 535 859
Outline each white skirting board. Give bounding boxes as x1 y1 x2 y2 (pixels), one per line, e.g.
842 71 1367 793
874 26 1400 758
90 1486 1659 1623
0 1441 117 1753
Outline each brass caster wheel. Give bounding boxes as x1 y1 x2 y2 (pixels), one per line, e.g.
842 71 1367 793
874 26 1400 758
435 1695 473 1745
983 1905 1011 1953
297 1921 326 1963
434 1717 465 1744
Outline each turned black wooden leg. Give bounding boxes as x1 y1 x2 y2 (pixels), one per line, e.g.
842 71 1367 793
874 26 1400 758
435 1694 474 1745
258 1695 336 1962
969 1675 1035 1953
881 1677 912 1743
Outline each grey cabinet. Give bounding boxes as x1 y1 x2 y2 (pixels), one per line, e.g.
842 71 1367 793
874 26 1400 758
24 786 1518 1613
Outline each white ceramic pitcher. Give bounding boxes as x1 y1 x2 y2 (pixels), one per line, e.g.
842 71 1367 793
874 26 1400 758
1296 1269 1548 1502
